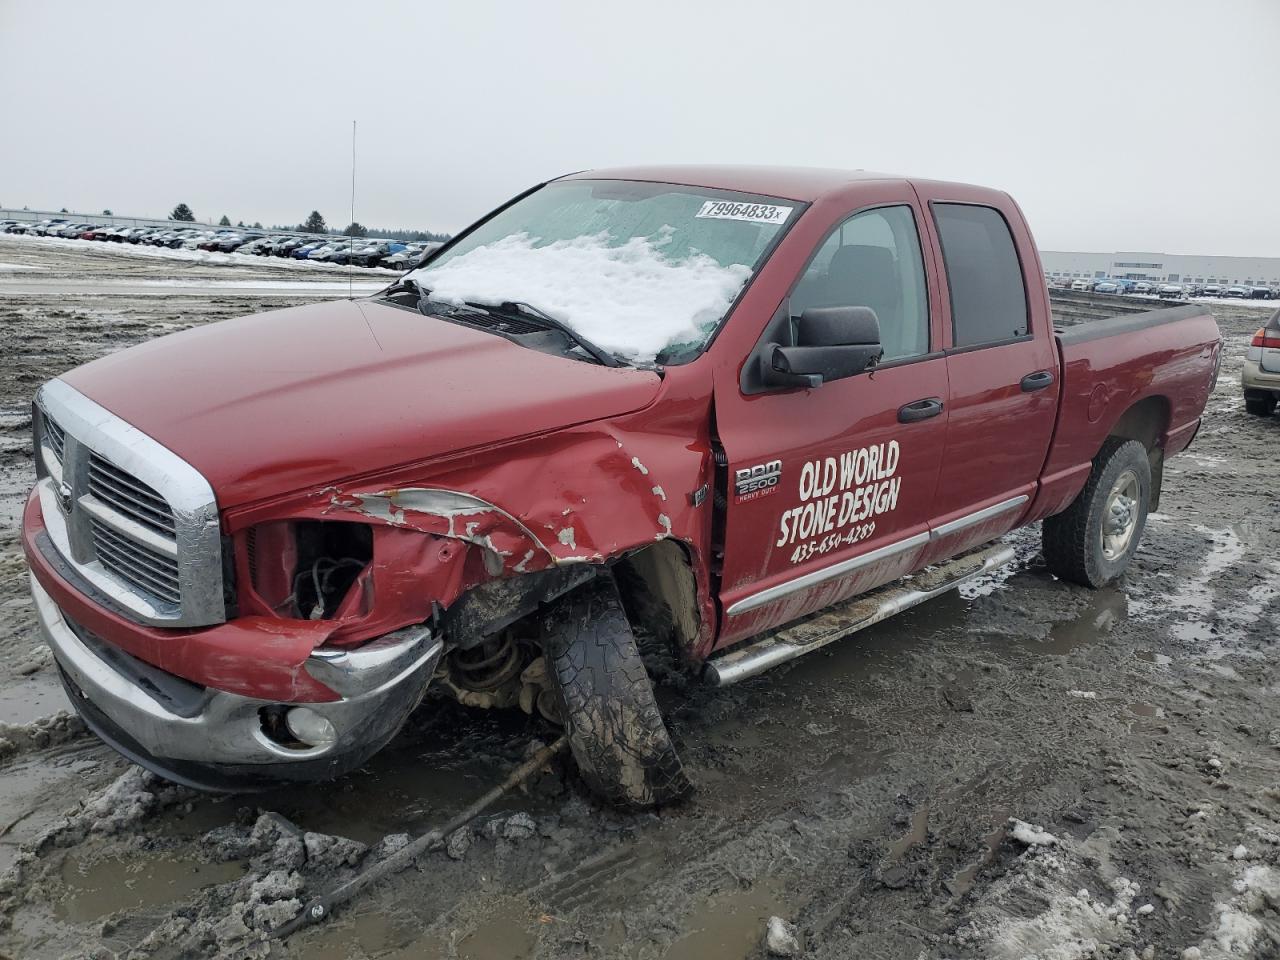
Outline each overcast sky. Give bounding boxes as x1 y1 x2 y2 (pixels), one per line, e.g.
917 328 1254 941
3 0 1277 255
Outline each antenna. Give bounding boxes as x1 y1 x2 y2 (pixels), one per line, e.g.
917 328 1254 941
349 119 356 299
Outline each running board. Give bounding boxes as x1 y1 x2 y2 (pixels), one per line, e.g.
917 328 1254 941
704 541 1017 686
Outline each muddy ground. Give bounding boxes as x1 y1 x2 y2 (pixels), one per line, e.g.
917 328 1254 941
1 234 1279 960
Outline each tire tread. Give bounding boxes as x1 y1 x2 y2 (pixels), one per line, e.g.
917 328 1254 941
1245 395 1275 416
544 578 692 808
1043 437 1149 587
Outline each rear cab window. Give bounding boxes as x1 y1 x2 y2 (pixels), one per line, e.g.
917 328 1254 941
932 203 1029 349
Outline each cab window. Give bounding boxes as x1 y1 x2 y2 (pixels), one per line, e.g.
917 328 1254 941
789 205 930 362
932 203 1029 348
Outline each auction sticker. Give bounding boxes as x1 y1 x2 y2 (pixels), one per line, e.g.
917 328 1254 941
695 200 793 224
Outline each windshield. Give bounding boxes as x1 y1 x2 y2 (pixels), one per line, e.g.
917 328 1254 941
406 179 800 364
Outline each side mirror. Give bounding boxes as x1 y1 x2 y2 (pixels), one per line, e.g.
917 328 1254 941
764 306 883 389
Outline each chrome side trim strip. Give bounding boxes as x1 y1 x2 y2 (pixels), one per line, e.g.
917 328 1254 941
725 495 1029 618
930 494 1028 539
726 532 930 617
708 543 1016 685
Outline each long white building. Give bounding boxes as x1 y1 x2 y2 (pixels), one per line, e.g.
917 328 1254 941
1039 251 1280 288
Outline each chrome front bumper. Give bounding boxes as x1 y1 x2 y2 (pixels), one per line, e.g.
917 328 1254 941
32 574 442 789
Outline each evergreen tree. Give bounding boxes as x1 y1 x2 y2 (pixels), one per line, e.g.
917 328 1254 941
252 221 263 229
354 226 451 242
218 215 232 226
170 203 195 222
342 222 368 238
301 210 327 234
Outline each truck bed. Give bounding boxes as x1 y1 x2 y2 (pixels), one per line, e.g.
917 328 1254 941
1029 294 1221 524
1049 288 1186 327
1052 300 1207 345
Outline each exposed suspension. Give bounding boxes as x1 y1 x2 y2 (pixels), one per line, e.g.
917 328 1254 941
437 629 560 723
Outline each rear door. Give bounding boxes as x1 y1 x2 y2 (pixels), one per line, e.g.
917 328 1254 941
713 192 949 647
915 194 1059 563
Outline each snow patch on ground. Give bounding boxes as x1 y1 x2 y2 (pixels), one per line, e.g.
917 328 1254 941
1117 292 1278 311
11 277 385 291
956 815 1280 960
1151 525 1280 658
1201 863 1280 956
958 525 1039 599
957 846 1142 960
1010 819 1059 846
6 232 398 275
409 230 752 362
0 709 86 761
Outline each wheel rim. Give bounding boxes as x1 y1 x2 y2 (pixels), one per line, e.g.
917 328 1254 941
1101 469 1140 561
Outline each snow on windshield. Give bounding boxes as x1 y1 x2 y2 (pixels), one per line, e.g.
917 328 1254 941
412 229 753 363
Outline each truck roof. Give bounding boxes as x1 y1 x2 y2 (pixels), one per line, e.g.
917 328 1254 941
560 164 987 203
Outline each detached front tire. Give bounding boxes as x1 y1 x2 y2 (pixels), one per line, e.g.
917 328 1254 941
543 577 692 808
1043 437 1151 588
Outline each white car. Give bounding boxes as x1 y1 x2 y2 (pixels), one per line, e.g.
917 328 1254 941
1243 308 1280 416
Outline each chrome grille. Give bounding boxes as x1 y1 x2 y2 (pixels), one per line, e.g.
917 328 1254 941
46 415 66 463
90 518 182 605
33 379 226 627
88 452 177 538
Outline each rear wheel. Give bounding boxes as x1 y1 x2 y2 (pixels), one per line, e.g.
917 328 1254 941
542 577 692 808
1043 438 1151 588
1245 394 1276 416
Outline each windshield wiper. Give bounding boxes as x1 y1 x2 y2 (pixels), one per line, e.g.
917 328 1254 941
481 300 622 368
392 285 624 368
380 274 424 299
389 276 442 317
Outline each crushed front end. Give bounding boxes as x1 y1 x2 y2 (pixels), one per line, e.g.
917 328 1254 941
24 380 456 790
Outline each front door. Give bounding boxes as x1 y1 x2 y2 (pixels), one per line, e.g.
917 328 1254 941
714 198 949 647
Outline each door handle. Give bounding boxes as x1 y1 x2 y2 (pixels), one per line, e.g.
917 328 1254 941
1021 370 1055 392
898 397 944 423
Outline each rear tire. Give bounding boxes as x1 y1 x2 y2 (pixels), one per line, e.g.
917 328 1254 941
1043 438 1151 588
542 577 692 808
1245 395 1276 416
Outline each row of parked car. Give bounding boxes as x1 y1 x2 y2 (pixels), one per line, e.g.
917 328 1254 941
1051 276 1279 300
1 218 439 271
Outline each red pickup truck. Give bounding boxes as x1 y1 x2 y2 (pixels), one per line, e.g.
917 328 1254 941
25 166 1220 807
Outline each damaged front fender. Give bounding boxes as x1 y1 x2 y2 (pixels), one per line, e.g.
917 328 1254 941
325 487 557 576
223 412 717 658
311 424 693 574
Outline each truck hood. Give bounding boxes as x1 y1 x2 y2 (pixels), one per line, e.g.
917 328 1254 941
61 299 663 509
